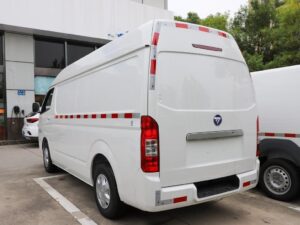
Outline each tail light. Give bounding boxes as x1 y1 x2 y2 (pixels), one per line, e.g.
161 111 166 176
256 117 260 157
141 116 159 173
27 118 39 123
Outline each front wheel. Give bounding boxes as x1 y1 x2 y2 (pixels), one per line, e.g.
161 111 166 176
94 164 124 219
259 159 300 201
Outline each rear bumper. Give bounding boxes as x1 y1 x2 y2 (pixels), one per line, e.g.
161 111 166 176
22 125 38 140
133 159 259 212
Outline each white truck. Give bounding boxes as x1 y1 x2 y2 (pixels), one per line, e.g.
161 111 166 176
252 65 300 201
38 20 259 219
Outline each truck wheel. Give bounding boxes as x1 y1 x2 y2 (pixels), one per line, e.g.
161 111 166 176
93 164 124 219
42 141 57 173
260 159 300 201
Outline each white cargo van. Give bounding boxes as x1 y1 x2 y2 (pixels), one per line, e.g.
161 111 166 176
38 20 259 218
252 65 300 201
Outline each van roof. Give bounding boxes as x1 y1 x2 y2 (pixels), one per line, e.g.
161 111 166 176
51 20 235 87
251 65 300 77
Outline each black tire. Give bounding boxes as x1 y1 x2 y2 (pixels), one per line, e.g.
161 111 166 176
259 159 300 201
42 140 57 173
93 164 124 219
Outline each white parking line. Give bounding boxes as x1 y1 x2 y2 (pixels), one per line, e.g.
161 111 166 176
34 175 98 225
288 205 300 213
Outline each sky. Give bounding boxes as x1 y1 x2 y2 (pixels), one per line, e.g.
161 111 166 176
168 0 248 18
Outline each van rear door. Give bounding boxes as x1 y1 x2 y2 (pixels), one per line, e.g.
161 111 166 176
149 22 257 187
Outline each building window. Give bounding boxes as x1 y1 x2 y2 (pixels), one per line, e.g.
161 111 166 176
34 76 55 105
35 38 65 69
34 76 55 95
67 42 95 65
0 34 3 65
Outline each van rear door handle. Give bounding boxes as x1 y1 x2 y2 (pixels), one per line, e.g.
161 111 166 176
186 129 244 141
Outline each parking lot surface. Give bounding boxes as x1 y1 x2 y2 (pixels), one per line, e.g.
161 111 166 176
0 144 300 225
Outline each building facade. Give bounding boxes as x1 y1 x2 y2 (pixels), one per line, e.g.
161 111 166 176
0 0 173 141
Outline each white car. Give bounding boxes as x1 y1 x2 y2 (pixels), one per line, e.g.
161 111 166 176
22 112 39 140
39 20 259 219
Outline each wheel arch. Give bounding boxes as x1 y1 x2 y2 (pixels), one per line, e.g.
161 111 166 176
259 138 300 168
88 141 123 198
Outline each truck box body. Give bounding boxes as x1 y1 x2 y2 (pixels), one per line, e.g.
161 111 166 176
252 66 300 140
252 65 300 201
39 20 259 213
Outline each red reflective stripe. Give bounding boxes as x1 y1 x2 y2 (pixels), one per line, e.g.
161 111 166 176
124 113 133 119
218 31 227 38
70 115 74 119
175 23 188 29
65 115 68 119
152 32 160 46
150 59 157 75
76 115 81 119
101 114 106 118
83 114 88 119
111 114 118 119
92 114 97 119
173 196 187 203
60 115 63 119
55 115 58 119
243 181 251 187
285 133 296 138
199 26 209 32
265 132 275 137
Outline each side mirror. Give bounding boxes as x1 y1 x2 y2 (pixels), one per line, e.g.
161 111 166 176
32 102 40 113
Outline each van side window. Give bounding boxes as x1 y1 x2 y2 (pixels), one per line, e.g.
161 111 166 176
41 89 54 114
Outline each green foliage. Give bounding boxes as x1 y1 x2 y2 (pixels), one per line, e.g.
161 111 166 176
201 13 229 31
174 12 228 31
174 0 300 72
230 0 300 71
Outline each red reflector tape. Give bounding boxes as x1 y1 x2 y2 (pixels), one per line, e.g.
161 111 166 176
124 113 133 119
152 32 160 46
101 114 106 118
265 133 275 137
218 31 227 38
111 114 118 119
70 115 74 119
199 26 209 32
284 133 296 138
84 114 88 119
192 44 222 52
92 114 97 119
76 115 81 119
175 23 188 29
150 59 157 75
173 196 187 203
243 181 251 187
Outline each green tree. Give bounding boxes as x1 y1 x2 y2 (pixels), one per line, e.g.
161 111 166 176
230 0 300 71
201 13 229 31
265 0 300 68
174 12 229 31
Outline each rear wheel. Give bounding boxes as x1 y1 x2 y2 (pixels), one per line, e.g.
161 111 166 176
93 164 124 219
42 141 57 173
260 159 300 201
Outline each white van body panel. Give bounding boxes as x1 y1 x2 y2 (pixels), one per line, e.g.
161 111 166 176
39 20 259 212
252 65 300 146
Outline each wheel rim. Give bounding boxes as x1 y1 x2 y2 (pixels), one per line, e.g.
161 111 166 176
96 174 111 209
43 147 50 167
263 165 291 195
